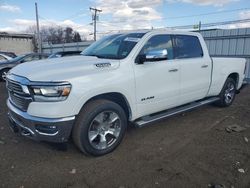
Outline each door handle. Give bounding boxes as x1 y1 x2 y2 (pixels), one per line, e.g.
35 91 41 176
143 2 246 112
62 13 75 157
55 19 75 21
169 68 178 72
201 65 208 68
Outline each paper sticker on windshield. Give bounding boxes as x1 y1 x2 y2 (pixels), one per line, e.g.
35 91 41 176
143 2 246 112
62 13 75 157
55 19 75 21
124 37 140 43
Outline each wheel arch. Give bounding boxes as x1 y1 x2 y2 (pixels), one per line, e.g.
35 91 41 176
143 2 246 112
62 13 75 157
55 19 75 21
227 72 239 88
81 92 132 120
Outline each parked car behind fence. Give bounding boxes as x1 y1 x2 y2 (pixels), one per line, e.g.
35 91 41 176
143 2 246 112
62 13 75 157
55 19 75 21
0 51 17 58
48 51 82 59
0 53 49 81
0 53 13 62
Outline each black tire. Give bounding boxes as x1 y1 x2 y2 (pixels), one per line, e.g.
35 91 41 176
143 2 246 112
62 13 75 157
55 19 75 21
0 68 10 81
215 77 236 107
72 99 127 156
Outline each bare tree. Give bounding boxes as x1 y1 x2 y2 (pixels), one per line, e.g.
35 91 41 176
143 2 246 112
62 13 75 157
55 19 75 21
26 26 82 44
73 32 82 42
64 27 73 43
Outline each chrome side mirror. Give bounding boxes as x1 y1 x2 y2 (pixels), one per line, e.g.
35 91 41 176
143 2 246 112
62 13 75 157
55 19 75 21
145 49 168 62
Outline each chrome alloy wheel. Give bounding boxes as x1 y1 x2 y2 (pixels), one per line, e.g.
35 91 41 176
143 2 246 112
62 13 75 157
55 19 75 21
224 82 235 104
88 111 121 150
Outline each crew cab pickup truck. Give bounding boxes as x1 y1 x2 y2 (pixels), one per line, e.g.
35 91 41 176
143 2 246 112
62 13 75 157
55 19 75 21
6 30 246 156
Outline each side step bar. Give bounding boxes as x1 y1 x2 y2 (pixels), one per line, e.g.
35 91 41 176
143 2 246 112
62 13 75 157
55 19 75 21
134 97 220 128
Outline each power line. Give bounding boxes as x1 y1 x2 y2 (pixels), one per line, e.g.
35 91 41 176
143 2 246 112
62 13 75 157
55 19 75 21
102 7 250 24
97 18 250 34
35 7 250 40
172 18 250 29
163 7 250 20
61 9 89 21
39 15 92 31
38 15 61 27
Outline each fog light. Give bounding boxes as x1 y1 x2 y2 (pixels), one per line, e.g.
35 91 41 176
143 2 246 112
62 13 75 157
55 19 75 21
35 125 58 135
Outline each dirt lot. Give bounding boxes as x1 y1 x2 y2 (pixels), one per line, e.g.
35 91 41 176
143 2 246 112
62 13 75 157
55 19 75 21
0 82 250 188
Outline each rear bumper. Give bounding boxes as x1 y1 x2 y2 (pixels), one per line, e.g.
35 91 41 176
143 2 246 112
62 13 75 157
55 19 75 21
7 100 75 143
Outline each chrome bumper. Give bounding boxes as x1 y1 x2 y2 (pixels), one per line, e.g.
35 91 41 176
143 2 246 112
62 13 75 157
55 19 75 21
7 100 75 143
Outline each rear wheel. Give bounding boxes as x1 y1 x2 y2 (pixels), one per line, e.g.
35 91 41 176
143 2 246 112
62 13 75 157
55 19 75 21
0 68 10 81
73 99 127 156
215 77 236 107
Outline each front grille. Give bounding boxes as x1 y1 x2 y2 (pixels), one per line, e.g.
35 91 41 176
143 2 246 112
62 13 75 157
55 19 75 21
7 81 23 93
6 79 32 112
9 93 32 111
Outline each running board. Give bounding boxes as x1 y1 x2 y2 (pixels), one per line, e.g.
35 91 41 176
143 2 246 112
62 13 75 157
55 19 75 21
134 97 220 128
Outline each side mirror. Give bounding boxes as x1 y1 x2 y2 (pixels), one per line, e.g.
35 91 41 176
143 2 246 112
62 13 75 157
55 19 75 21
136 54 146 64
136 49 168 64
145 49 168 62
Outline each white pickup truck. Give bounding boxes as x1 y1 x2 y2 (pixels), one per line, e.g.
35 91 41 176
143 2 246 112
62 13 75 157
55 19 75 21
6 30 246 156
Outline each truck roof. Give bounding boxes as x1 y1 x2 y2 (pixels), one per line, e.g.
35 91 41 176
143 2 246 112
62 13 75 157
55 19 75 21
118 29 201 37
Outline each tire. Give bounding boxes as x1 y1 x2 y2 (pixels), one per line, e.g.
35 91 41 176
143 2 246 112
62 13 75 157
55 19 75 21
0 68 10 81
215 77 236 107
72 99 127 156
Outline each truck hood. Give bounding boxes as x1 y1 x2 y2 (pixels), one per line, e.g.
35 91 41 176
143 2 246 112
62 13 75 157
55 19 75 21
9 56 120 81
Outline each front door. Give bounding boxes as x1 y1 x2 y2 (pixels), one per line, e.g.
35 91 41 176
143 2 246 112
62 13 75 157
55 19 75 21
133 34 180 117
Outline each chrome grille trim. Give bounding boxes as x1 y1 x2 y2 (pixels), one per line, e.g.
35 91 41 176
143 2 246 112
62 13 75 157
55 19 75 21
9 94 32 111
6 77 33 112
7 81 23 92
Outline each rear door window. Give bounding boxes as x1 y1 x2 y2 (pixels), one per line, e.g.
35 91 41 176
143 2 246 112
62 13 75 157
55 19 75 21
173 35 203 59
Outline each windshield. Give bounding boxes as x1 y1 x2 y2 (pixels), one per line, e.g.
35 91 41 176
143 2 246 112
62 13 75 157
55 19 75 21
9 54 26 62
81 33 146 60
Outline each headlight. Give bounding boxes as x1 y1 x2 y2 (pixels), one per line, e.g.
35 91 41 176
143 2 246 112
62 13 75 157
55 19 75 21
30 84 71 102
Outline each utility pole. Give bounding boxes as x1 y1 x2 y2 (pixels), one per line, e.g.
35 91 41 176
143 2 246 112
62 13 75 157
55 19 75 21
198 21 202 32
90 7 102 41
35 2 41 53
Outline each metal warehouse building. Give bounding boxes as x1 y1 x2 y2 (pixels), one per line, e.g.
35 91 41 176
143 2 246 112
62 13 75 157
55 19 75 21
200 28 250 82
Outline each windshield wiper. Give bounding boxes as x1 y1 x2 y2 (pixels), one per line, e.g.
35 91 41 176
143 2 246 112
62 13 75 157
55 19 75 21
83 54 103 58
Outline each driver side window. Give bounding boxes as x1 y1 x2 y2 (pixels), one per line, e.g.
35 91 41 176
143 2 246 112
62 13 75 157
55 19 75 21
140 35 174 60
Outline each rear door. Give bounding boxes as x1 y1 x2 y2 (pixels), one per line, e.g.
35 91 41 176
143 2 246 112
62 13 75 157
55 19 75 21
173 35 211 104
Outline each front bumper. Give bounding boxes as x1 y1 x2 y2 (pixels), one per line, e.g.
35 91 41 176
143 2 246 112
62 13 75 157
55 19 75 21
7 100 75 143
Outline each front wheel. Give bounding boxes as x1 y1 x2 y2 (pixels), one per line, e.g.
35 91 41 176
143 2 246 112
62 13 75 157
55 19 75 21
73 99 127 156
215 77 236 107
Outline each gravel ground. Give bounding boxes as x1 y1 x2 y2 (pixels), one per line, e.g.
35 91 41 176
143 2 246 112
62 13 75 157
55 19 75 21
0 82 250 188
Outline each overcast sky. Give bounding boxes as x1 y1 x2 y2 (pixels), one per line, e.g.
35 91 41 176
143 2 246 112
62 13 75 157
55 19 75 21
0 0 250 38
